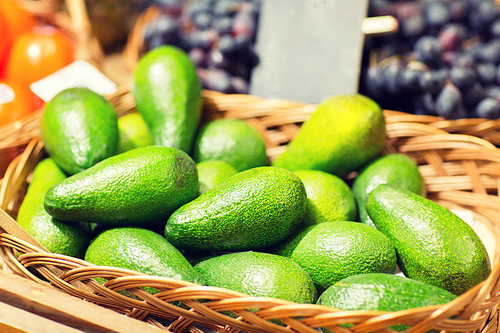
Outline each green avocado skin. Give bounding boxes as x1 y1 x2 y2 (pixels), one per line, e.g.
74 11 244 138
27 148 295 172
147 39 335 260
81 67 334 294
352 153 425 227
41 87 119 176
85 227 205 286
131 45 202 154
194 251 317 304
44 146 198 226
366 184 491 295
318 273 456 312
17 158 90 258
165 166 307 251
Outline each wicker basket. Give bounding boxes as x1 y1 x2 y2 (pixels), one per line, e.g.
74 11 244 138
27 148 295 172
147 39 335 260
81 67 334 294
1 86 500 333
0 0 104 179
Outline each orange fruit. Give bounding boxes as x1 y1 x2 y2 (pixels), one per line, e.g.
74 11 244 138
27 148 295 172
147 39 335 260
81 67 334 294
0 78 37 127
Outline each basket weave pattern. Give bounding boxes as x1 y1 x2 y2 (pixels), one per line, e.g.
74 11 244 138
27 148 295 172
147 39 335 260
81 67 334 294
0 0 104 178
1 88 500 332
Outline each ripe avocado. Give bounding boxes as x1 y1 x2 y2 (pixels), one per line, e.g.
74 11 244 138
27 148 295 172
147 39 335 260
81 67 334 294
272 94 386 178
274 221 396 292
194 251 317 304
131 45 202 154
165 166 306 251
17 158 90 258
352 153 426 227
318 273 457 331
41 87 119 175
85 227 205 286
293 170 357 227
196 160 238 195
366 184 491 295
193 118 268 172
44 146 198 226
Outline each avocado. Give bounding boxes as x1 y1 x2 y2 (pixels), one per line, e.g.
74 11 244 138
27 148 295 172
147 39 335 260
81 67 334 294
352 153 426 227
194 251 317 304
196 160 238 195
85 227 205 286
17 158 90 258
274 221 396 292
44 146 198 226
294 170 357 227
366 184 491 295
165 166 306 251
117 112 154 153
317 273 457 331
272 94 386 178
41 87 119 176
193 118 268 172
131 45 202 154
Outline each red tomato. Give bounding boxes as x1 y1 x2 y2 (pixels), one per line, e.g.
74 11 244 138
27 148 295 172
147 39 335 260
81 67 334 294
4 25 75 90
0 0 36 77
0 79 37 127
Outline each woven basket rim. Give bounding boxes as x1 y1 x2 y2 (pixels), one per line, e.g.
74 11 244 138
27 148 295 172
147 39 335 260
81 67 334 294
1 85 500 332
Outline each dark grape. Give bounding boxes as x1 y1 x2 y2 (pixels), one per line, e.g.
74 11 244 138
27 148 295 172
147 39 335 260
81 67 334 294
400 67 423 93
451 52 476 68
418 92 437 115
401 13 426 39
483 85 500 100
363 64 386 100
449 0 469 22
213 0 237 17
449 66 477 90
154 0 182 16
476 62 497 86
419 69 447 94
144 14 180 46
469 1 500 35
204 68 233 92
188 47 206 67
212 16 234 34
438 23 467 52
463 81 484 108
186 0 212 18
475 39 500 64
193 12 213 30
476 97 500 118
435 83 463 118
425 1 451 32
490 18 500 38
382 61 405 95
231 76 249 94
233 12 256 38
414 35 443 67
218 34 236 55
206 49 230 69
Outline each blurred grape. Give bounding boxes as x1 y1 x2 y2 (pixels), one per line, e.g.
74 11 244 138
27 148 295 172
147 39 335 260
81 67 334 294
414 35 443 67
476 97 500 118
435 83 463 118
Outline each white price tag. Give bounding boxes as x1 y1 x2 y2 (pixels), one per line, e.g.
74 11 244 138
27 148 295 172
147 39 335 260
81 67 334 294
30 60 118 102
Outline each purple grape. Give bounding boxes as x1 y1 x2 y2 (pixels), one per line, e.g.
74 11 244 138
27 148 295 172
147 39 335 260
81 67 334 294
383 61 404 95
233 12 256 38
218 35 236 55
188 47 206 68
490 18 500 38
419 69 447 94
449 0 469 22
154 0 182 16
449 66 477 91
212 16 234 34
401 13 426 39
193 12 213 30
144 14 180 48
435 83 463 118
204 68 233 92
400 67 423 94
469 1 500 35
206 49 230 69
451 52 476 68
475 39 500 64
425 1 451 31
414 35 443 67
463 81 485 108
438 23 467 52
214 0 237 17
483 85 500 101
476 97 500 119
363 64 386 99
476 62 497 86
231 76 249 94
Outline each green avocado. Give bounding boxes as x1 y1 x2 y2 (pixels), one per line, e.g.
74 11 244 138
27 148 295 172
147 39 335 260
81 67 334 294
17 158 90 258
352 153 426 227
366 184 491 295
272 94 386 178
131 45 202 154
194 251 316 304
274 221 396 292
40 87 119 176
165 166 306 251
85 227 205 286
44 146 198 226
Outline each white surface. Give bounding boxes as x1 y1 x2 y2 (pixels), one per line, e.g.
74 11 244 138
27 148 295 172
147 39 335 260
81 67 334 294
30 60 118 102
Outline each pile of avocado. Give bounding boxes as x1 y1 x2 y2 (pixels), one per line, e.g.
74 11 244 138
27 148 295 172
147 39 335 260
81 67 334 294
17 45 492 330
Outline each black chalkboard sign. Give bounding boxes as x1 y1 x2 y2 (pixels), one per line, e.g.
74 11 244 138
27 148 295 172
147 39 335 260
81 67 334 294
250 0 370 103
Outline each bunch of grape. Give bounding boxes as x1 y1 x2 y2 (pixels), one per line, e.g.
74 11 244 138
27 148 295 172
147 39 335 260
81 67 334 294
360 0 500 119
142 0 261 94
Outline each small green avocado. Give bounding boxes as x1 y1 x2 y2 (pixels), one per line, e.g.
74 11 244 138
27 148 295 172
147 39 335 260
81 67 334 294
41 87 119 176
44 146 198 226
366 184 491 295
165 166 306 251
132 45 202 154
